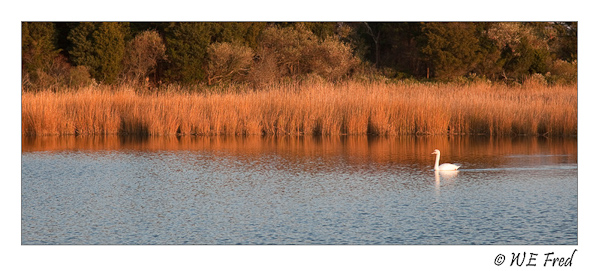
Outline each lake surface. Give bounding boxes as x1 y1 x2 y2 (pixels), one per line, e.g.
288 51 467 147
21 135 577 245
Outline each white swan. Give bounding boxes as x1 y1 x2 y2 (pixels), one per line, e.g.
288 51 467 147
431 149 460 171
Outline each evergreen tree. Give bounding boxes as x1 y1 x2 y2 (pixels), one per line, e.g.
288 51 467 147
92 22 128 83
67 22 97 69
213 22 266 49
419 22 481 79
68 22 129 84
22 22 60 83
473 22 504 80
23 22 577 86
162 22 267 84
163 22 215 84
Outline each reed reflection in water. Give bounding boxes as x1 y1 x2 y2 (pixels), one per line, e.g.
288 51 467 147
21 135 577 245
22 135 577 165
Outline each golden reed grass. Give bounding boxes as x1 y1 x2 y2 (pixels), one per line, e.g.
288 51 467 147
21 80 577 136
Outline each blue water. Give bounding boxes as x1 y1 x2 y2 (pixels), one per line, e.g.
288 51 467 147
21 136 577 245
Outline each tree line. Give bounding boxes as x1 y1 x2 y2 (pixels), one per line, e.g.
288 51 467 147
22 22 577 91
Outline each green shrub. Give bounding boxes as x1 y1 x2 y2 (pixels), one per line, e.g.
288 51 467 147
546 59 577 85
68 66 94 88
522 73 547 88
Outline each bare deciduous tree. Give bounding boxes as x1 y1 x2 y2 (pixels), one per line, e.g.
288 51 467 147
206 42 253 85
123 30 167 84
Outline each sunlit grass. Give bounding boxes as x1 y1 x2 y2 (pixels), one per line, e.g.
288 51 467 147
21 80 577 136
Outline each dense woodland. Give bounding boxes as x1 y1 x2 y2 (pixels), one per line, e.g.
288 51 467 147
22 22 577 91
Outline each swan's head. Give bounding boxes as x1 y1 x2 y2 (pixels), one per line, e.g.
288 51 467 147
431 149 440 155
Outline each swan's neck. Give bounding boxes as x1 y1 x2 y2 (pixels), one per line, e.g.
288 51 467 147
434 153 440 170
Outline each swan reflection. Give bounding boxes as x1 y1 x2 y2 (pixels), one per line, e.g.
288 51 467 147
434 170 459 194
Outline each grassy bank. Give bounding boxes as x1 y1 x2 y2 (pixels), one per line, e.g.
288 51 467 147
21 80 577 136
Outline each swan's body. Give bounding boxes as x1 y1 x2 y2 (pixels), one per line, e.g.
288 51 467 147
431 149 460 171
